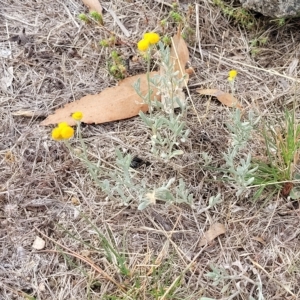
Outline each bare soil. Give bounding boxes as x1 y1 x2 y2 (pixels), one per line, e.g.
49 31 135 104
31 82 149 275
1 0 300 299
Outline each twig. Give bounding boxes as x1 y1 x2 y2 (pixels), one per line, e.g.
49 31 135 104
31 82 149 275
103 6 130 37
58 0 80 28
195 4 203 61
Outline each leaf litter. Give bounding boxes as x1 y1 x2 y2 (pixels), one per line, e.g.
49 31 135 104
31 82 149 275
41 72 158 126
41 30 190 126
197 88 242 108
198 223 226 247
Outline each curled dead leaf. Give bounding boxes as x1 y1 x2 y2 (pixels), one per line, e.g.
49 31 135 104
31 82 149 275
281 182 293 197
198 223 226 247
170 27 189 83
197 88 242 108
161 28 190 110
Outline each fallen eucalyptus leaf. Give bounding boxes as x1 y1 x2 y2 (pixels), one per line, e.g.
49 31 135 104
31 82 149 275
82 0 102 13
197 88 242 108
41 72 158 126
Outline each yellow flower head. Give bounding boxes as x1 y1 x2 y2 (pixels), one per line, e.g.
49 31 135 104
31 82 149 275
58 122 69 129
61 125 74 139
228 69 238 81
143 32 160 44
72 111 83 121
51 127 63 140
137 39 150 51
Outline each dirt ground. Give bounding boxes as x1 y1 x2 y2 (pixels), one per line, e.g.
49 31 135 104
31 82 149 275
1 0 300 299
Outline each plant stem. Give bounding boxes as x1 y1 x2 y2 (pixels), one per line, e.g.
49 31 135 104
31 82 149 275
146 48 152 118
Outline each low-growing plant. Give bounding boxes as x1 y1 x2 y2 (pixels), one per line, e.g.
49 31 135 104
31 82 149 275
100 35 117 47
220 70 299 200
223 108 260 196
51 34 194 210
78 13 90 23
78 11 104 25
213 0 256 29
249 36 268 57
134 35 190 160
90 10 104 25
159 3 195 42
251 109 300 198
271 17 286 27
108 50 126 79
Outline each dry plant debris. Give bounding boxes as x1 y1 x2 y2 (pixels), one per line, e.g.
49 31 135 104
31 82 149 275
41 29 189 126
198 222 226 247
170 27 190 83
1 0 300 299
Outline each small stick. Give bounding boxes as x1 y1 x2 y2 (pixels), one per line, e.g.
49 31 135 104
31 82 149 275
103 6 130 37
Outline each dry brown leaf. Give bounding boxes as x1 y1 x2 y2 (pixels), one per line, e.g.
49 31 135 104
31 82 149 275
170 27 189 82
82 0 102 14
198 223 226 247
41 72 158 126
161 28 190 110
197 88 242 108
281 182 293 197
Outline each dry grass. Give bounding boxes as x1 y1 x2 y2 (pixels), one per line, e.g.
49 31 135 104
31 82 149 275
0 0 300 299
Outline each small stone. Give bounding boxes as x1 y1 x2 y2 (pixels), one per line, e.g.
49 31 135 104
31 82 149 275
32 236 45 250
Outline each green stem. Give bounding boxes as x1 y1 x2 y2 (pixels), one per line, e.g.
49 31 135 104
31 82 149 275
146 47 152 118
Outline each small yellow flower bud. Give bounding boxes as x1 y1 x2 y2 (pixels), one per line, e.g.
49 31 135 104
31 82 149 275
60 126 74 139
58 122 69 129
51 127 63 140
143 32 160 44
228 69 237 81
137 39 150 51
72 111 83 121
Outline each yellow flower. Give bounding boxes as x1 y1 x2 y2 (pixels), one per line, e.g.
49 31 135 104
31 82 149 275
144 32 160 44
51 127 63 140
137 39 150 51
228 69 237 81
58 122 69 129
72 111 83 121
61 126 74 139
